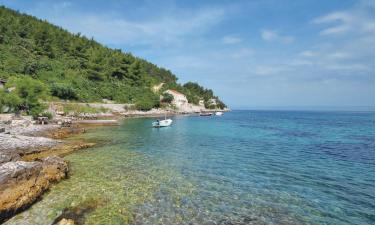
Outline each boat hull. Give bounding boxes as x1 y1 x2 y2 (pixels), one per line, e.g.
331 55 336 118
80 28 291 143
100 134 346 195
200 113 213 116
152 119 173 127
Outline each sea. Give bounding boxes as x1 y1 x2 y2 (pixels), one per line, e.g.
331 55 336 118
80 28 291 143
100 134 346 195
6 110 375 225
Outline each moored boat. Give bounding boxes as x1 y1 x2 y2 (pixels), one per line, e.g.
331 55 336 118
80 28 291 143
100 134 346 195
215 112 223 116
152 118 173 127
200 112 213 116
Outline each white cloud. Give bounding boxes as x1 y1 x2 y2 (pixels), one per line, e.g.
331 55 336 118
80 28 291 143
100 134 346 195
260 29 294 44
222 35 242 44
300 51 317 57
312 3 375 36
230 48 253 59
254 65 286 76
327 52 350 59
25 3 226 47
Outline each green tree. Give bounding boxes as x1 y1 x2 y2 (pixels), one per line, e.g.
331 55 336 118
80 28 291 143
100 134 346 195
5 76 48 117
161 92 174 103
51 83 78 100
135 89 160 111
0 6 225 110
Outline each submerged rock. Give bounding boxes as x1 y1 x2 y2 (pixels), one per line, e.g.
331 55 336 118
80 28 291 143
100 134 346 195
41 156 69 182
0 157 69 222
55 218 75 225
46 126 86 139
52 198 104 225
21 142 96 162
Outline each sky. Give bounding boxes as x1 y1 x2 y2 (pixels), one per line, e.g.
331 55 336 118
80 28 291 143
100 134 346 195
1 0 375 110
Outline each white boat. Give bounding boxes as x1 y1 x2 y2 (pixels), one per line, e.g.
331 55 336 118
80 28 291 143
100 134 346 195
215 112 223 116
152 118 173 127
200 112 213 116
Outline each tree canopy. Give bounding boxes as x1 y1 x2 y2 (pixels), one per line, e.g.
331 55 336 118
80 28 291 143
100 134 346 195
0 6 226 112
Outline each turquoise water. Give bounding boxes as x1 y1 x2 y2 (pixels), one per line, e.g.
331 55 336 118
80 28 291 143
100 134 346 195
7 110 375 224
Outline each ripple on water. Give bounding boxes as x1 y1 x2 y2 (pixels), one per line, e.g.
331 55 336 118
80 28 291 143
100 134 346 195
5 111 375 224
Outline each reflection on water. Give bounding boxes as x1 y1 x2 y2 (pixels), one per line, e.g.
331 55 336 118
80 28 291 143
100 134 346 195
6 111 375 224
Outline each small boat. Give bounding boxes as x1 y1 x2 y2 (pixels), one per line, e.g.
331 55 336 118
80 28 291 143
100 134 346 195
153 114 173 128
200 112 213 116
215 112 223 116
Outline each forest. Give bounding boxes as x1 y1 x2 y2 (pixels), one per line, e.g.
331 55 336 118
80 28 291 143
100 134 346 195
0 6 225 116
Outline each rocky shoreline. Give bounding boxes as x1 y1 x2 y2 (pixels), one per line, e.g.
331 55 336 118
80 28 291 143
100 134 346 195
0 120 94 223
0 108 229 223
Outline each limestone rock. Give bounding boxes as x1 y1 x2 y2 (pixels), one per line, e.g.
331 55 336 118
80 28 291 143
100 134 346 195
0 157 69 222
0 151 20 165
0 133 59 152
55 218 75 225
0 161 48 219
42 156 69 182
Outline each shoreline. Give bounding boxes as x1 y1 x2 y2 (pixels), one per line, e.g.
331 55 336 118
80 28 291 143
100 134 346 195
0 123 94 223
0 109 227 223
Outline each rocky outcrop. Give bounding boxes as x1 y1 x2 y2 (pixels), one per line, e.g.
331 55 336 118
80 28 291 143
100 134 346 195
21 142 95 162
0 157 68 222
0 133 60 152
0 151 20 165
46 127 86 139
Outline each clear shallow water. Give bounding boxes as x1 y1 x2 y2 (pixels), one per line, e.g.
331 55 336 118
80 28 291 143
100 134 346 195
6 110 375 224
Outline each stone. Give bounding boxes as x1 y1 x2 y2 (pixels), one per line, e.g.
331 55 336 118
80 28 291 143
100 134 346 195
42 156 69 182
0 151 20 165
55 218 75 225
0 157 69 222
0 161 48 220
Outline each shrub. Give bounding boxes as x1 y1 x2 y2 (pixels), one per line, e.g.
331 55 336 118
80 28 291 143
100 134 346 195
4 76 48 116
161 93 174 103
135 99 156 111
51 83 78 100
40 111 53 119
62 103 107 114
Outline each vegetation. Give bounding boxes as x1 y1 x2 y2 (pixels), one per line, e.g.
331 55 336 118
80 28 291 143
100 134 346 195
1 76 48 117
0 6 226 115
135 89 160 111
183 82 226 108
62 103 108 115
161 93 174 103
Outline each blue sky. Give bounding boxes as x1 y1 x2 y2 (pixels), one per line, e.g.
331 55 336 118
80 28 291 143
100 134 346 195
1 0 375 109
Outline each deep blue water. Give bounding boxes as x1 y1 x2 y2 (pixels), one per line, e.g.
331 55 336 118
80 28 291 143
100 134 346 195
8 110 375 224
118 110 375 224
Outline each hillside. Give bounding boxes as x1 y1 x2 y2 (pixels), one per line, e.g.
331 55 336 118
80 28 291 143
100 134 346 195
0 6 225 116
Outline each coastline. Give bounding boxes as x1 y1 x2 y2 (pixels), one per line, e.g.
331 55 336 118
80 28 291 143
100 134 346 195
0 109 228 223
0 123 93 223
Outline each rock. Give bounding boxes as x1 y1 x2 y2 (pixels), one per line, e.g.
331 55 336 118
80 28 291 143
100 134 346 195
0 133 59 152
10 119 32 128
0 161 48 220
42 156 69 182
0 151 20 165
47 127 85 139
55 218 75 225
0 157 69 222
22 142 95 161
